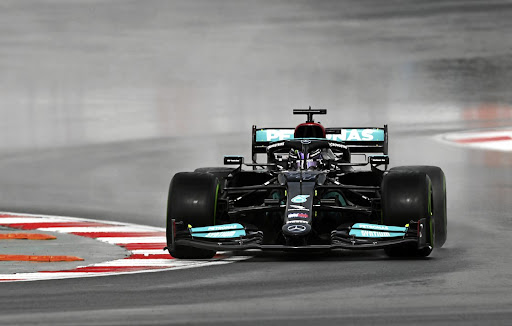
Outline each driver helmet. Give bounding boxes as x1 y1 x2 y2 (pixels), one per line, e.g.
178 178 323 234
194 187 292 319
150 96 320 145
294 122 326 138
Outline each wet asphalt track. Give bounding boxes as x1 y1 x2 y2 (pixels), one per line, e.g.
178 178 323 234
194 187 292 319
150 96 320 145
0 1 512 325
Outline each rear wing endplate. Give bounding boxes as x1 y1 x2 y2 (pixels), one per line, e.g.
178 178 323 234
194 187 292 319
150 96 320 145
251 125 388 163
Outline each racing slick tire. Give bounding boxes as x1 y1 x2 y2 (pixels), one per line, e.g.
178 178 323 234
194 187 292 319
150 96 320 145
166 172 219 259
390 166 447 248
381 170 433 257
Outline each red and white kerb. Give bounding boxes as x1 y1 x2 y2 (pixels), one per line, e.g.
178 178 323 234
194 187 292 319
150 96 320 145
440 129 512 152
0 212 246 282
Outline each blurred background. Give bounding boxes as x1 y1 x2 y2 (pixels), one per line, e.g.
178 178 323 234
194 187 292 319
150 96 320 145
0 0 511 225
1 1 512 325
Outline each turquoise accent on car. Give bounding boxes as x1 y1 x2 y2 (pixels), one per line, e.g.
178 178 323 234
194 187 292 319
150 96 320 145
349 229 405 238
291 195 310 203
256 129 294 142
191 229 247 239
328 129 385 142
256 128 384 142
190 223 244 233
352 223 407 232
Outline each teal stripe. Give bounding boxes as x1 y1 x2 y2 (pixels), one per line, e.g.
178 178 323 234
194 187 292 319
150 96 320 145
192 229 246 239
190 223 244 233
256 129 385 142
349 229 405 238
352 223 407 232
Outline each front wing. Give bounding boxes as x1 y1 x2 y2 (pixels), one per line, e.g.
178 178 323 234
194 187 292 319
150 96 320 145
167 219 429 252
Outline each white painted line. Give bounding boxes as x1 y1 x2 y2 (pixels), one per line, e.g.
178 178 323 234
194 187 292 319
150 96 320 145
2 211 164 231
463 140 512 151
438 128 512 152
0 272 95 280
0 217 78 224
130 250 168 255
94 259 195 267
37 226 148 233
96 236 167 244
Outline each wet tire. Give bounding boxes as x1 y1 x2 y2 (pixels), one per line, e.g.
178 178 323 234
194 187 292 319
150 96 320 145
166 172 219 259
381 170 433 257
390 166 447 248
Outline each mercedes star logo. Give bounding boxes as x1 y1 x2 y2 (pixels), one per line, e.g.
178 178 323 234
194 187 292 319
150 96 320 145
287 224 307 233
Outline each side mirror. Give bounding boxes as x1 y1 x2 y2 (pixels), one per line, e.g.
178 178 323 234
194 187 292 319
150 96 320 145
224 156 244 165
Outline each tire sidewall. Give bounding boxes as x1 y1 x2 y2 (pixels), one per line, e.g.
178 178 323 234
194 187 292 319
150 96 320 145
168 172 219 227
166 172 220 259
381 170 433 257
390 165 447 248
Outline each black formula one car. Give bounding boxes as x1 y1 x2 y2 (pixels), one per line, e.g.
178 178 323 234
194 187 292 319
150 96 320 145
166 108 447 259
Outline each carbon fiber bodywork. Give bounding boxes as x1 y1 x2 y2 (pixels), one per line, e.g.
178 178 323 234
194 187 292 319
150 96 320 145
168 111 433 254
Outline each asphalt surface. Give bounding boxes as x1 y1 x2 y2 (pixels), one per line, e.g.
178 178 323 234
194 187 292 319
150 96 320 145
0 1 512 325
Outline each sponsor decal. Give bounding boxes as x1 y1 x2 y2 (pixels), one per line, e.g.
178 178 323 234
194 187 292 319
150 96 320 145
287 224 307 233
369 157 387 163
359 224 388 230
256 129 384 142
291 195 310 204
286 220 309 224
287 213 309 219
207 231 236 238
326 129 385 142
267 142 285 150
351 223 407 232
190 223 244 233
224 156 244 165
192 229 247 239
362 230 390 237
300 139 312 144
349 229 405 238
256 130 294 142
328 142 347 149
288 205 309 211
207 224 240 231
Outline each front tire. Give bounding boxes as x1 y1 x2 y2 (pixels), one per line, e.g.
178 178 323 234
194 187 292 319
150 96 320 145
166 172 219 259
390 166 447 248
381 170 433 257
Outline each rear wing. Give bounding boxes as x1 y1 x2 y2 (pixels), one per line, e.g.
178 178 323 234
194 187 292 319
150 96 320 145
251 125 388 163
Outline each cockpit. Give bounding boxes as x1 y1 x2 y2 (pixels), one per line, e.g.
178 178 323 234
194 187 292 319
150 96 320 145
267 139 347 171
287 147 339 170
265 108 350 171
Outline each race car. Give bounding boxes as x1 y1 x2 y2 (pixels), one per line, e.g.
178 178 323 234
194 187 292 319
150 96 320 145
165 108 447 259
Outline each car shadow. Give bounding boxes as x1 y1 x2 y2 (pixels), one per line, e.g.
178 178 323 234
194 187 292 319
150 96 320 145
231 249 392 262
